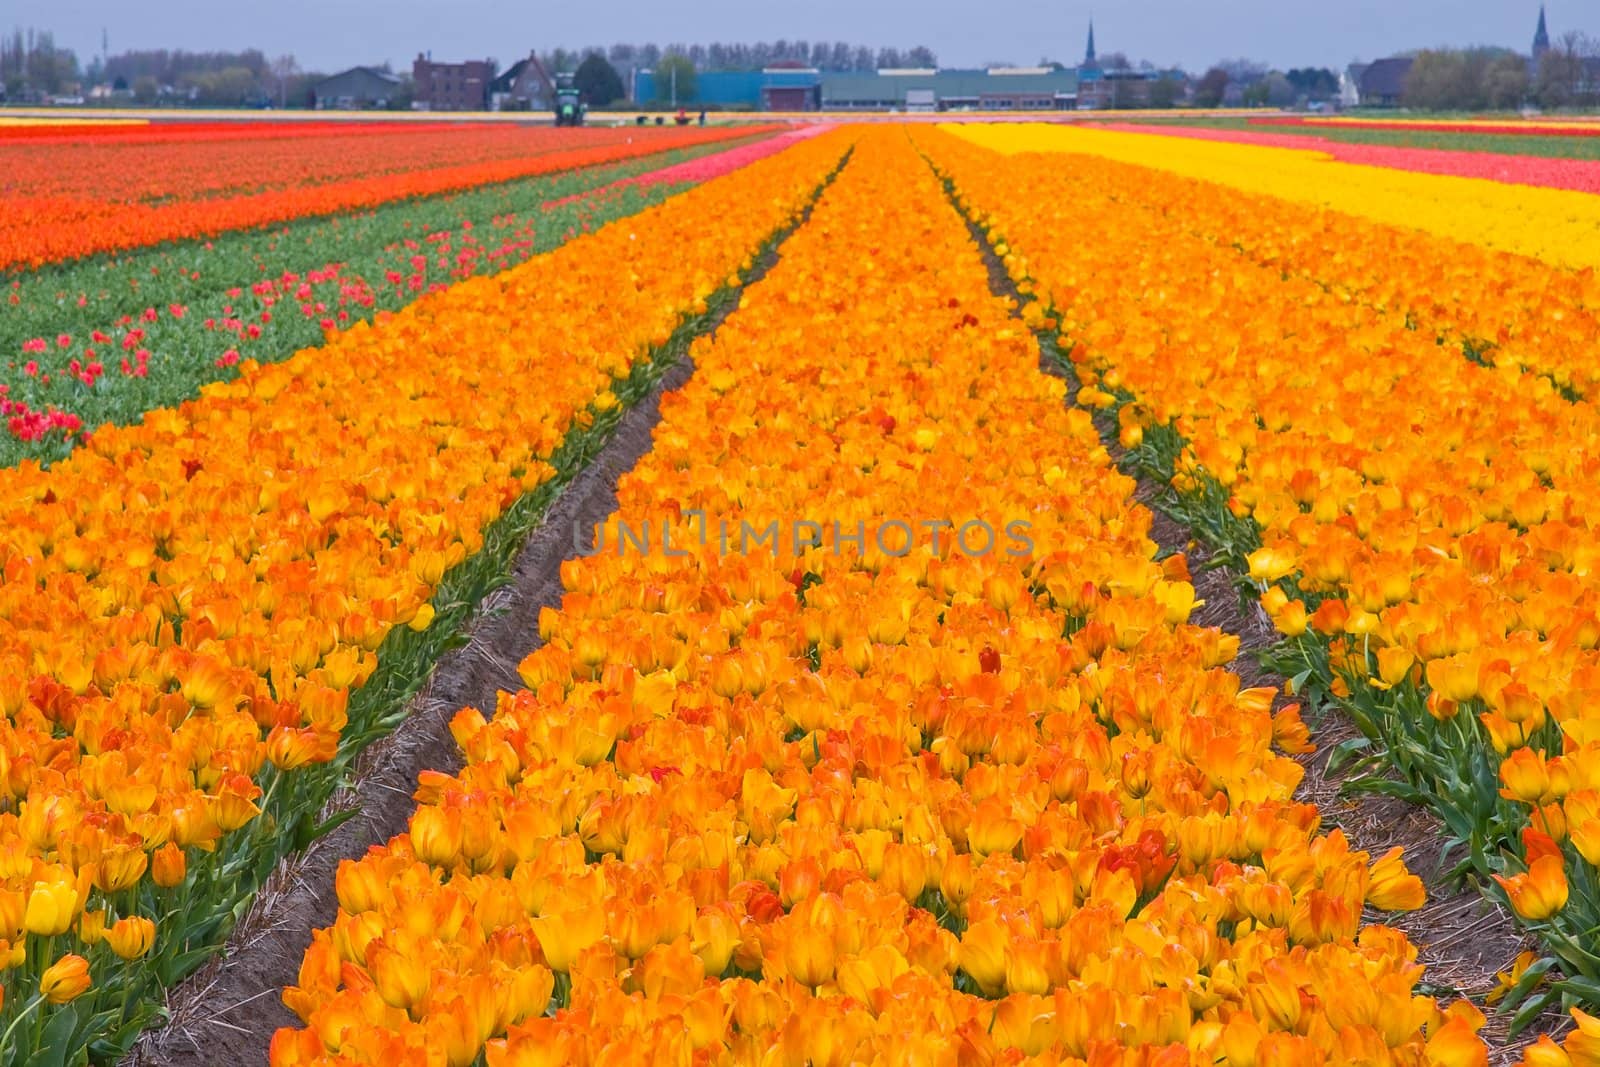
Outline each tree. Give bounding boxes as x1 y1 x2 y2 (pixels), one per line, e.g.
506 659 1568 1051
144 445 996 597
574 52 624 106
132 74 159 104
1403 50 1475 109
183 65 259 105
1286 67 1338 100
906 45 937 68
1148 75 1182 108
1484 52 1530 109
267 54 299 109
6 29 80 96
1535 32 1598 108
653 53 695 104
1264 71 1295 107
1194 67 1229 107
1402 48 1523 110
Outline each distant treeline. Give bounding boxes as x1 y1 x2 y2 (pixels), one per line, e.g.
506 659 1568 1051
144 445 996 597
0 29 939 106
1403 37 1600 109
0 33 320 105
548 42 938 73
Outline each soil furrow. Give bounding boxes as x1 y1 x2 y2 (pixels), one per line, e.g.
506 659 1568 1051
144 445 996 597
125 155 842 1067
930 148 1548 1059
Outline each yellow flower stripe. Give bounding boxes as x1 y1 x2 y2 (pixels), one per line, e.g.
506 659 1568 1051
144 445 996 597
946 122 1600 270
916 124 1600 1052
0 117 149 127
269 127 1475 1067
0 129 851 1049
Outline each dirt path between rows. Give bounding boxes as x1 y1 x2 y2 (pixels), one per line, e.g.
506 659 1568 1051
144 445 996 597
123 189 821 1064
126 358 692 1066
946 177 1551 1062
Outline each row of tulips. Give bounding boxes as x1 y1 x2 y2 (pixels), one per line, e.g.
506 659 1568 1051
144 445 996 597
966 122 1600 403
3 134 776 465
914 126 1600 1058
0 124 755 271
945 123 1600 273
270 127 1470 1067
0 121 455 144
0 130 850 1063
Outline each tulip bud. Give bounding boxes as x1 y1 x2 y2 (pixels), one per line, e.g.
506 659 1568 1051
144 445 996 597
104 916 157 960
1366 848 1426 912
23 880 78 937
152 842 187 888
40 953 91 1004
94 847 149 894
958 918 1008 996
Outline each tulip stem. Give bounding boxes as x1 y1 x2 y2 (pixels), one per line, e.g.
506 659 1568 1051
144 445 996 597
258 767 284 827
30 934 56 1051
0 995 43 1058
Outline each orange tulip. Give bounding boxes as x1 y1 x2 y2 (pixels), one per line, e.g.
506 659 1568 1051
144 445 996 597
1425 655 1481 704
103 916 157 960
1366 847 1426 912
1426 1013 1489 1067
367 939 430 1017
780 921 837 989
151 842 187 888
530 908 605 974
1561 1008 1600 1067
1495 854 1569 921
40 953 91 1004
959 918 1010 997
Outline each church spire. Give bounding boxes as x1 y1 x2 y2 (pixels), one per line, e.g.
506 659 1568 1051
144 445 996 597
1085 18 1097 63
1534 4 1551 59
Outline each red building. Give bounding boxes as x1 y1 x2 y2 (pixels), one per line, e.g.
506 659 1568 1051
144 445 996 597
412 54 493 111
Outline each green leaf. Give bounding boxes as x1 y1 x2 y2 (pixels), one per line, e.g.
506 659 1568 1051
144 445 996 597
1554 974 1600 1006
1495 955 1558 1017
1324 736 1372 776
32 1004 83 1067
1507 985 1560 1037
308 806 363 844
157 943 226 986
1341 776 1426 805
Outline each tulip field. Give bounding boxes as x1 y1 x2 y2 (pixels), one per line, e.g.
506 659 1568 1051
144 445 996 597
4 113 1600 1066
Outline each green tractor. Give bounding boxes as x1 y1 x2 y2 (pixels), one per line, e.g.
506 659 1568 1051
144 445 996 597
554 71 585 127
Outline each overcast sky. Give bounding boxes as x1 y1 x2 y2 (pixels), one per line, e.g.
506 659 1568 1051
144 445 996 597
9 0 1577 75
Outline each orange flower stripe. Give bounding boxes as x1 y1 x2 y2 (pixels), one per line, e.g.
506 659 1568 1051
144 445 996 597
947 123 1600 270
953 125 1600 401
914 126 1600 1055
0 123 760 271
269 129 1475 1067
0 129 849 1019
